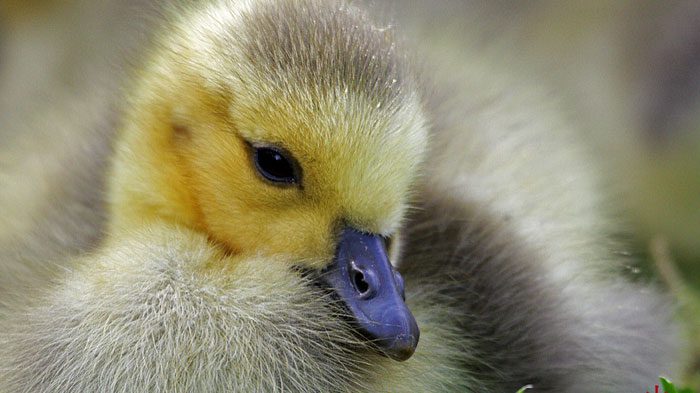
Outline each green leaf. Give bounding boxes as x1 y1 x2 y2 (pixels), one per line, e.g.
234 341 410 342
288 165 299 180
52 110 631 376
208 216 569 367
659 377 698 393
515 385 533 393
661 377 679 393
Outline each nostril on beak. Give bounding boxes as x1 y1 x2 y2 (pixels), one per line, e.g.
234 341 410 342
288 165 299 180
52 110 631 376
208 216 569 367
350 262 377 299
352 268 370 295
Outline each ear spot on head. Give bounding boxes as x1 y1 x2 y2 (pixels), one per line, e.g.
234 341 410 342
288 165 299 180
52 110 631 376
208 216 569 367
171 122 191 142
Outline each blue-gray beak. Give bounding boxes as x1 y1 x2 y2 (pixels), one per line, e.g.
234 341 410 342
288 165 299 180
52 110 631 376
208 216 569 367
322 228 419 361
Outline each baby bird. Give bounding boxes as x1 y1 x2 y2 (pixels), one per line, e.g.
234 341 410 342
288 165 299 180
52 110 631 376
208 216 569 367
109 0 424 360
0 0 679 392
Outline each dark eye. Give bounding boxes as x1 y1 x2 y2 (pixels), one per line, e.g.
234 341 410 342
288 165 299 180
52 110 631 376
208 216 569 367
253 146 300 185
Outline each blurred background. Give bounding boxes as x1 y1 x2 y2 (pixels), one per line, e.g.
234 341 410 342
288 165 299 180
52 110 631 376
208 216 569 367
1 0 698 389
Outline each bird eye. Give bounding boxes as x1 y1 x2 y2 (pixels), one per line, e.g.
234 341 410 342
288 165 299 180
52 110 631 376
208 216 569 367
252 145 300 185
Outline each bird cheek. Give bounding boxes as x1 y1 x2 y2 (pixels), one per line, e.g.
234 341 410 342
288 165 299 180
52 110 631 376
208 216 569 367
257 207 335 268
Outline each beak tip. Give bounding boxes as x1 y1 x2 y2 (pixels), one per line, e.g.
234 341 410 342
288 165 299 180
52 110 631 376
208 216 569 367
383 333 419 361
376 311 420 361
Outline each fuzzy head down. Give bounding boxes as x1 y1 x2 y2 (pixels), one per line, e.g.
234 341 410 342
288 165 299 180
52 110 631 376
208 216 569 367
109 0 428 270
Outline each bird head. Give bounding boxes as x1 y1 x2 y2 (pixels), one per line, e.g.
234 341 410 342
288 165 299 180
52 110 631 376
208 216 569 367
110 0 427 361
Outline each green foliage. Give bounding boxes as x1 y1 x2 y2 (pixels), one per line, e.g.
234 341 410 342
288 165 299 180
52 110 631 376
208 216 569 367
659 376 696 393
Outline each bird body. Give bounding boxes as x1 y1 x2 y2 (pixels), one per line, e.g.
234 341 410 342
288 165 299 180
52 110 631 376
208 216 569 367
0 0 678 392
